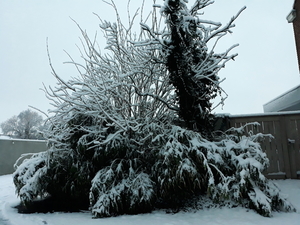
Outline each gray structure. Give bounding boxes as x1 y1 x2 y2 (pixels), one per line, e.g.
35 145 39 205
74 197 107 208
0 138 47 175
263 85 300 112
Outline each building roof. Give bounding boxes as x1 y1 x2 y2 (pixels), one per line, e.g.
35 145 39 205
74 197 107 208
263 84 300 112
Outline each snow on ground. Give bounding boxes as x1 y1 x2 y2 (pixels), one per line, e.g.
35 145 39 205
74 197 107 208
0 174 299 225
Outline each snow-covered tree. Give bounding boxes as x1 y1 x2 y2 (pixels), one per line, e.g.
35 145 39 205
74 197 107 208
1 109 44 139
14 0 177 216
13 0 295 218
140 0 244 138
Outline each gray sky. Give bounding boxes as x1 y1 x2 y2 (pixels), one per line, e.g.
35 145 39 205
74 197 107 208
0 0 298 125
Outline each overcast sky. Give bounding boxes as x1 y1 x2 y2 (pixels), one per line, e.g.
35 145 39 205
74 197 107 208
0 0 298 125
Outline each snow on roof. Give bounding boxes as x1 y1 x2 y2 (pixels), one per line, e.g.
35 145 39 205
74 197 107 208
264 85 300 105
217 111 300 118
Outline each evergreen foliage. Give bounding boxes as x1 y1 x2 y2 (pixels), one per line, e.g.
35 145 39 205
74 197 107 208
163 0 219 137
13 0 295 218
157 0 242 137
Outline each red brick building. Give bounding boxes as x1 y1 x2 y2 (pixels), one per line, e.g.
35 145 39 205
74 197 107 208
263 1 300 113
287 0 300 71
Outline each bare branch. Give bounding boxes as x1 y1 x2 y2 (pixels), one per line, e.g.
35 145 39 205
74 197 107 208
46 38 76 92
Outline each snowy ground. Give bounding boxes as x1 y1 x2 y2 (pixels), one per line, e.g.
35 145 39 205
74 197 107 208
0 174 299 225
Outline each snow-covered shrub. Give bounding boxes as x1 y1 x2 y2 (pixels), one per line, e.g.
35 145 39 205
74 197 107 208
13 0 295 218
208 123 295 216
90 165 155 217
13 152 48 205
14 0 175 215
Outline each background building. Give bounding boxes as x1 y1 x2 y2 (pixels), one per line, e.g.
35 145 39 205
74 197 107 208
264 0 300 112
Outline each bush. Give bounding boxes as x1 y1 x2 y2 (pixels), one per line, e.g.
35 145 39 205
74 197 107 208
13 0 295 218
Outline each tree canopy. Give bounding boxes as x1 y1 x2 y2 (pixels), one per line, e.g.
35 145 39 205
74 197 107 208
1 109 44 139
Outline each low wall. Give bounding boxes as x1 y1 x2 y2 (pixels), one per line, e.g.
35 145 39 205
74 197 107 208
0 139 48 176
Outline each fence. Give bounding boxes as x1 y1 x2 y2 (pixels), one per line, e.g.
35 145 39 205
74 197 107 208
228 112 300 179
0 139 47 176
1 112 300 179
